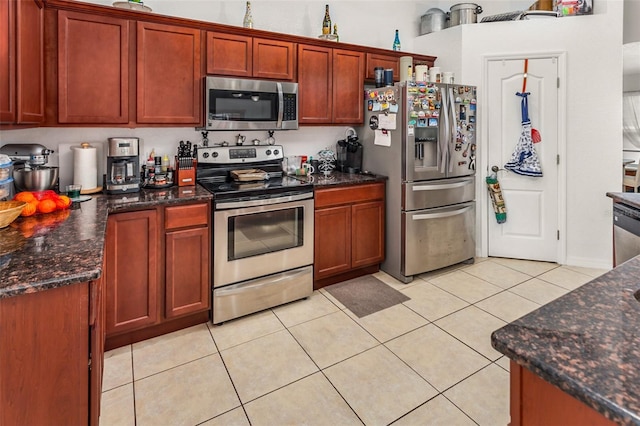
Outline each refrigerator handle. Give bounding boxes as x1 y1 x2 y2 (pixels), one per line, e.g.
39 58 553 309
412 205 473 220
439 87 449 174
448 87 457 173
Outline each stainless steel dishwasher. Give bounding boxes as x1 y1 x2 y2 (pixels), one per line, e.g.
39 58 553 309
613 202 640 266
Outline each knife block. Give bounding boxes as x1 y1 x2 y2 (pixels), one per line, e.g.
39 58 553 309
175 157 196 187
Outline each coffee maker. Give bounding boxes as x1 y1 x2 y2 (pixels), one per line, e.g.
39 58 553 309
336 128 363 174
105 137 141 194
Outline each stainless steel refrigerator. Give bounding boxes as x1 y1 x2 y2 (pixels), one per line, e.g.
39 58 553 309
361 81 477 283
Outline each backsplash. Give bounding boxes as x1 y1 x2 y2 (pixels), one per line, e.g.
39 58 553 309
0 126 352 187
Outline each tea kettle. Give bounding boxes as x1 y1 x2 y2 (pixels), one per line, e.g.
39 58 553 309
236 134 246 146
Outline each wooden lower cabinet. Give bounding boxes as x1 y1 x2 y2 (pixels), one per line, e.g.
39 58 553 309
105 208 160 335
509 362 616 426
0 280 104 425
165 226 210 318
105 202 211 349
314 182 385 289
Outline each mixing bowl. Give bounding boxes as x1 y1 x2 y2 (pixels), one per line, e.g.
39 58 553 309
13 166 59 192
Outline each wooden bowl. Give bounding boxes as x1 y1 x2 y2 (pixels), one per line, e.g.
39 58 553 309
0 201 26 229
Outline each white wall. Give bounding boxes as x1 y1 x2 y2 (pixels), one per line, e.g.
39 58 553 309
415 0 624 269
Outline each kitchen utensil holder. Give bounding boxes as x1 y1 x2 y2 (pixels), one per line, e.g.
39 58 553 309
175 156 196 187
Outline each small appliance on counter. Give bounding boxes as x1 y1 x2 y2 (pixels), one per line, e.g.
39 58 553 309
336 128 363 174
105 137 141 194
0 143 58 193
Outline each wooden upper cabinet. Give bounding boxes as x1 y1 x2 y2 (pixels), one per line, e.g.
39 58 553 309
1 0 44 124
206 32 295 80
206 32 252 77
137 22 201 124
58 11 129 123
365 52 399 81
252 38 295 80
0 0 16 123
332 48 364 124
297 44 332 124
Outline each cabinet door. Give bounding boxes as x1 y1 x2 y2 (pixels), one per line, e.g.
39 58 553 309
253 38 295 80
0 0 16 123
1 0 43 124
314 205 351 279
137 22 201 124
332 49 364 124
58 11 129 123
15 0 43 123
365 53 399 81
0 284 90 425
206 32 252 77
298 44 332 124
106 210 159 335
165 227 210 318
351 200 385 269
89 275 105 426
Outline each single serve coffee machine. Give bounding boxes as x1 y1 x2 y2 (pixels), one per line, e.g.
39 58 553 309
106 137 141 194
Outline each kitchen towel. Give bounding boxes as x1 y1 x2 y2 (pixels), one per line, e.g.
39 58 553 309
73 143 98 190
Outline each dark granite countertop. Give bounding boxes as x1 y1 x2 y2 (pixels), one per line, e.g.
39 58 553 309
301 171 388 188
491 257 640 425
607 192 640 209
0 185 212 299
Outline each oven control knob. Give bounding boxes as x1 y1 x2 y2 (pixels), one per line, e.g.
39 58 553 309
212 152 218 158
202 152 209 158
273 149 279 156
265 149 272 156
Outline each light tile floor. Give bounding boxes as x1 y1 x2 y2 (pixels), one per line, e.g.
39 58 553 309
100 257 608 426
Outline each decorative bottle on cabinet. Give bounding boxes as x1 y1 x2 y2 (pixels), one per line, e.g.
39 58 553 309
333 24 339 42
243 1 253 28
393 29 401 51
322 5 331 35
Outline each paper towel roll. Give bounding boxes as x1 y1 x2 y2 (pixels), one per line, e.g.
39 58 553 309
73 143 98 190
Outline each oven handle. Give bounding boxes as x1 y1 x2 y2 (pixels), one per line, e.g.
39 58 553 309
215 191 313 210
412 205 473 220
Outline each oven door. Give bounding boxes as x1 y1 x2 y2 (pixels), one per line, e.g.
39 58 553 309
213 193 314 287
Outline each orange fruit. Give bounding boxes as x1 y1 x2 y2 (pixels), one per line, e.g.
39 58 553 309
14 191 36 203
37 199 57 214
33 190 58 201
55 195 71 210
20 201 37 217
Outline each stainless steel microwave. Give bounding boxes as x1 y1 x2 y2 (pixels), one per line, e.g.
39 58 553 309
205 76 298 131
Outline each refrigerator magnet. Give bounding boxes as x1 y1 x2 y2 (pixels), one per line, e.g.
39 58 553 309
372 102 381 112
389 103 399 113
428 118 438 127
408 125 415 136
369 115 379 130
368 100 374 111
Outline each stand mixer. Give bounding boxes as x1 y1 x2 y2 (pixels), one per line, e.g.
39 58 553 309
0 143 59 192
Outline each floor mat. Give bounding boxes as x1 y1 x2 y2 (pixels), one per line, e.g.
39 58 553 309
324 275 410 318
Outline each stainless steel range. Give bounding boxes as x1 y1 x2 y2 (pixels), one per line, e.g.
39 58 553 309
196 144 314 324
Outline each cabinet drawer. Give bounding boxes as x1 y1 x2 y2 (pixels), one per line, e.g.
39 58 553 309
315 182 384 208
165 203 208 229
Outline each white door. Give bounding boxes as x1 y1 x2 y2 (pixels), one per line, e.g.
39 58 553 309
487 57 559 262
